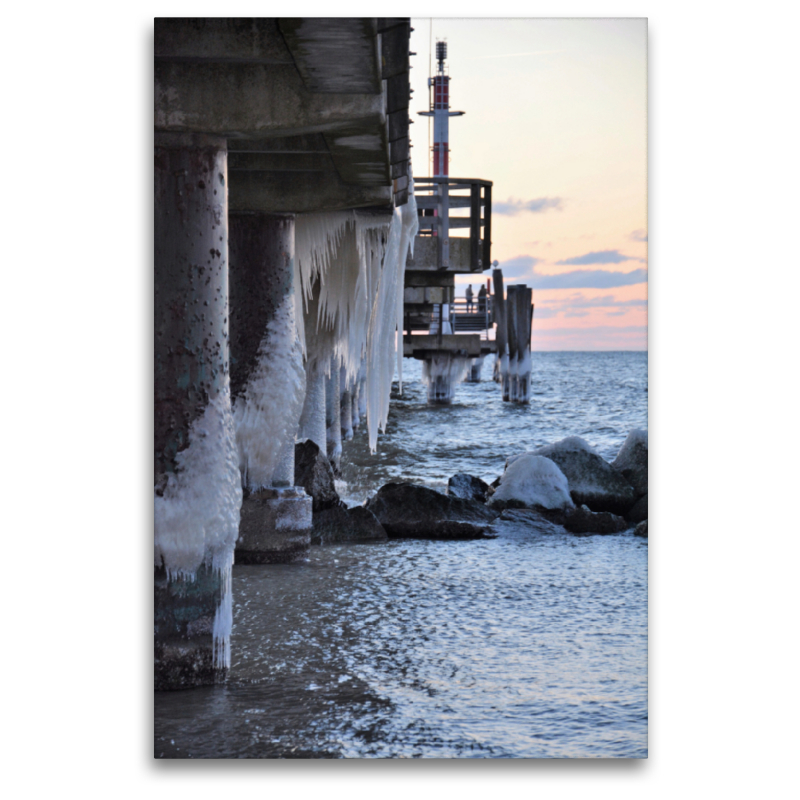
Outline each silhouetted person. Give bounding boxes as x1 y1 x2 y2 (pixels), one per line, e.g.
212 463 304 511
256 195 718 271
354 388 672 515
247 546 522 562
478 285 487 314
465 284 474 312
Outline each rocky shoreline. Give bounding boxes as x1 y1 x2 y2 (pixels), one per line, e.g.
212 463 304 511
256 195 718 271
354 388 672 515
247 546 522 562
294 429 648 544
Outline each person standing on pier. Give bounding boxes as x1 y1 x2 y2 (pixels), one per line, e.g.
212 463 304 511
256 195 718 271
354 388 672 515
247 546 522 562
478 285 487 314
465 284 474 312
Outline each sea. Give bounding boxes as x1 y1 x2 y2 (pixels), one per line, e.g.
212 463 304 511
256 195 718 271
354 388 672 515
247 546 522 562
155 351 648 758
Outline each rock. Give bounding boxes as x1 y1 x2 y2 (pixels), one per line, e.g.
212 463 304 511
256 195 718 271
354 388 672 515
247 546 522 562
447 473 493 503
490 475 502 489
612 429 648 497
311 504 388 545
497 507 567 535
563 504 629 535
634 520 648 538
526 436 637 515
366 482 498 539
294 440 339 512
626 493 648 525
488 455 574 512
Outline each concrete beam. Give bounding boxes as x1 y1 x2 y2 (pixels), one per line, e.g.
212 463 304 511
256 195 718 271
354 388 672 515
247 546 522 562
406 236 487 273
323 122 390 184
155 18 294 64
278 18 381 94
228 152 336 172
403 334 482 358
155 60 385 138
229 169 391 213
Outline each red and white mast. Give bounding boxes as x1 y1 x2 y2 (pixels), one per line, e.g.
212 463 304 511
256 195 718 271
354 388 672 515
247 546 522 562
419 40 464 177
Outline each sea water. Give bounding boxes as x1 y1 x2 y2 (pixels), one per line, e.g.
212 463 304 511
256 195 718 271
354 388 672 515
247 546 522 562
155 351 648 758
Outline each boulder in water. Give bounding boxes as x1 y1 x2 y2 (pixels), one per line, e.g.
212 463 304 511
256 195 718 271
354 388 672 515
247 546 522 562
294 440 339 512
612 429 648 497
488 454 574 512
522 437 637 515
626 493 648 525
447 473 494 503
366 482 498 539
634 520 648 538
311 504 388 545
563 504 629 535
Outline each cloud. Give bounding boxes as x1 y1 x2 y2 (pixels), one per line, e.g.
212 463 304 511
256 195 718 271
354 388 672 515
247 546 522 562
494 255 543 279
493 197 563 215
531 268 648 289
555 250 641 266
531 326 647 351
630 229 648 242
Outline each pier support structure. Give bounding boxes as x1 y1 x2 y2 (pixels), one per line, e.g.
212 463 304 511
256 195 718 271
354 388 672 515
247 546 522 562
228 212 312 564
154 132 240 689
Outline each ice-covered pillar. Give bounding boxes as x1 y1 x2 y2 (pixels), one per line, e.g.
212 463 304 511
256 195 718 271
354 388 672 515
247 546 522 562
466 356 484 383
326 358 342 472
507 285 520 403
228 212 311 564
154 132 241 690
298 361 327 452
516 287 532 404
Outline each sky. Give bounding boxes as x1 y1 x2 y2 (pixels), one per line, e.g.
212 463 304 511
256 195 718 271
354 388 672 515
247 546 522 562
409 18 648 350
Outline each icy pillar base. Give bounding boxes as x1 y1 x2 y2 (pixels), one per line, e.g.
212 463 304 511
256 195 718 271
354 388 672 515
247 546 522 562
236 487 312 564
427 375 454 405
154 565 225 691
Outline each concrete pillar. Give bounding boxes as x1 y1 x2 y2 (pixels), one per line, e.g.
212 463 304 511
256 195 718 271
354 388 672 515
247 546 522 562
326 357 342 472
351 378 361 429
228 211 311 564
154 132 239 690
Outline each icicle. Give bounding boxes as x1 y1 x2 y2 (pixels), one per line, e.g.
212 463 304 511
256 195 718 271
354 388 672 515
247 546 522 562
340 365 354 441
154 385 242 580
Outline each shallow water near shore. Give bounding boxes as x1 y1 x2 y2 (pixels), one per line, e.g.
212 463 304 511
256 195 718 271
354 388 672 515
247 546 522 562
155 351 648 758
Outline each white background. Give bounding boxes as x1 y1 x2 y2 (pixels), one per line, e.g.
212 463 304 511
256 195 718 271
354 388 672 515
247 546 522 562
1 1 797 797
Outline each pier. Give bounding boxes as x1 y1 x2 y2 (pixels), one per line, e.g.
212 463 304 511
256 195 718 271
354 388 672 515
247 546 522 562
154 18 414 689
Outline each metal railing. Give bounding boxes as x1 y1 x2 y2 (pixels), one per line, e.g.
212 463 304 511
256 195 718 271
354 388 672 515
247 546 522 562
413 176 492 271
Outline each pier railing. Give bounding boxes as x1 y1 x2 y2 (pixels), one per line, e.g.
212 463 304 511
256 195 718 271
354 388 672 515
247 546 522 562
413 176 492 271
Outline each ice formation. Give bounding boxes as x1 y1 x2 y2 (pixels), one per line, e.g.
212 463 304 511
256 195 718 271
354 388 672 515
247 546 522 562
340 365 354 441
294 178 417 454
233 294 306 490
297 360 327 452
422 354 471 403
154 385 242 669
489 454 574 511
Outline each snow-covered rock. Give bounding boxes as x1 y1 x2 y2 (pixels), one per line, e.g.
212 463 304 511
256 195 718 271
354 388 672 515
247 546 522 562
488 454 574 512
532 436 637 515
612 429 648 497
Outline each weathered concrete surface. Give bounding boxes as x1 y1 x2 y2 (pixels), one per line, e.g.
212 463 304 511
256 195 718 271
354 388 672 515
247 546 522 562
229 169 391 213
406 236 480 272
236 487 312 563
403 334 481 358
154 565 224 691
228 212 294 399
154 132 229 478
